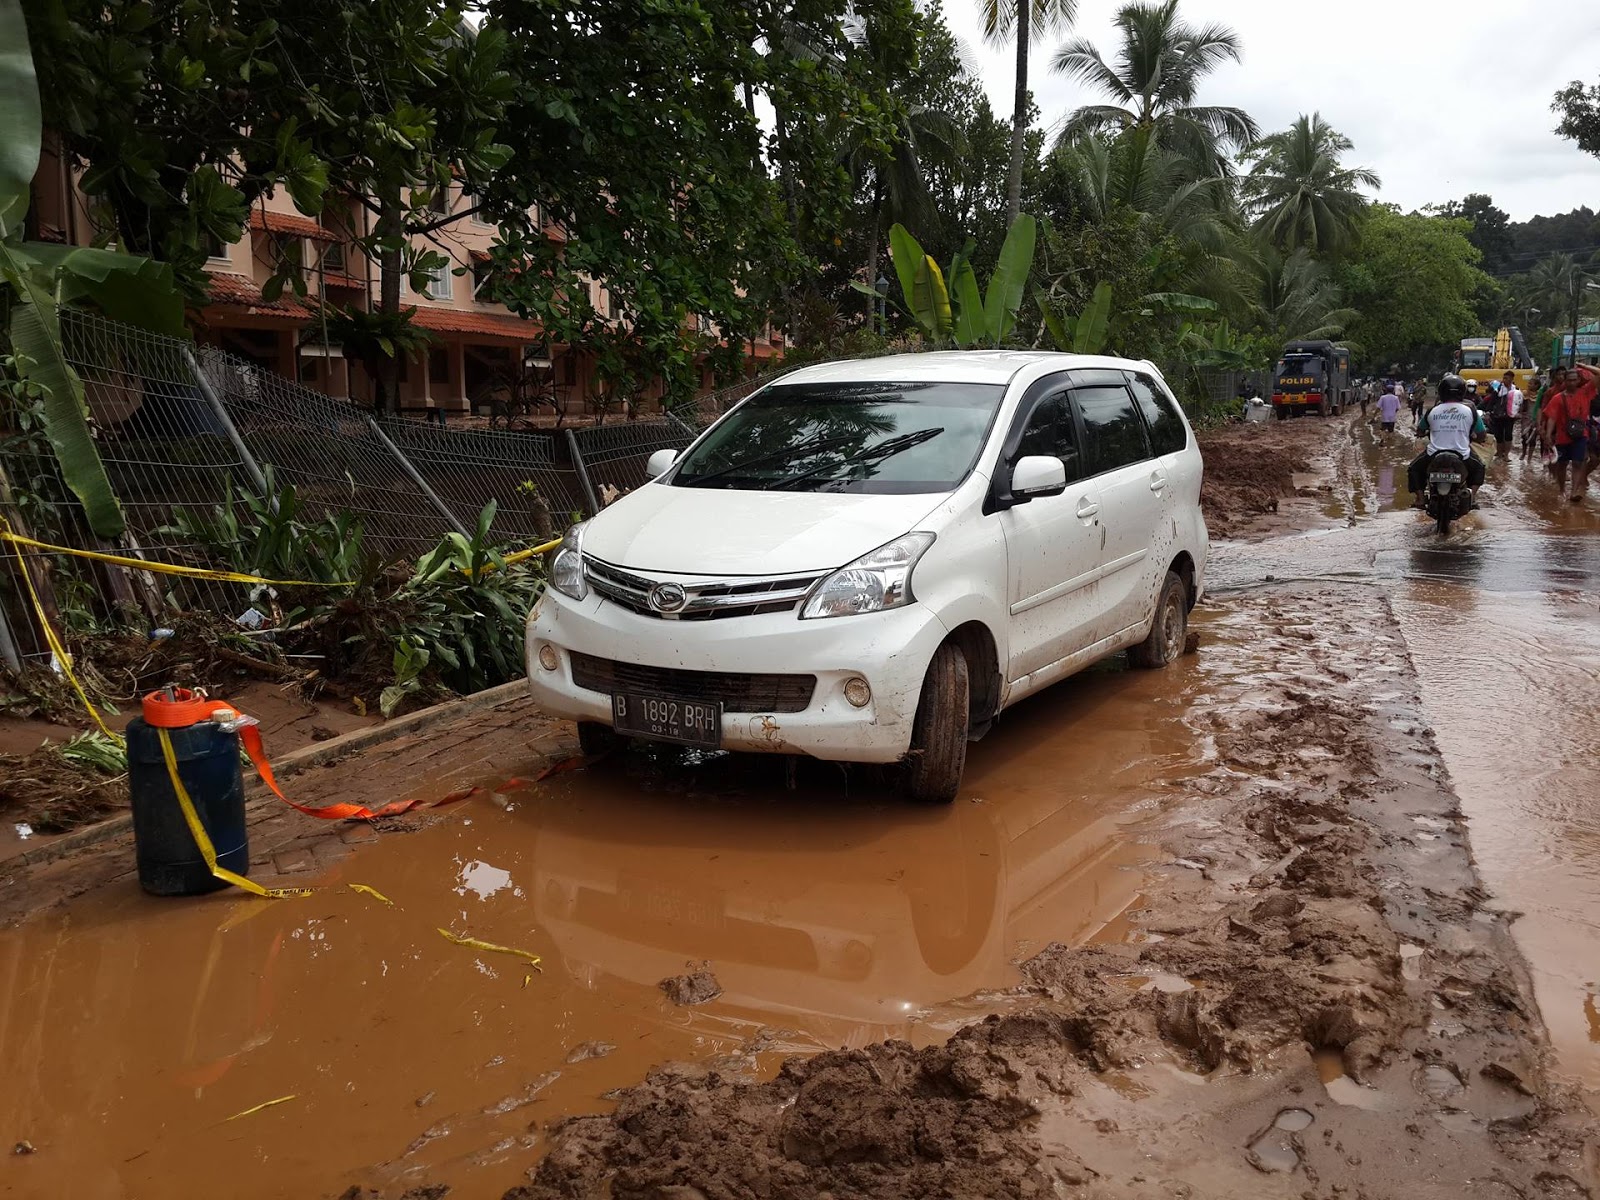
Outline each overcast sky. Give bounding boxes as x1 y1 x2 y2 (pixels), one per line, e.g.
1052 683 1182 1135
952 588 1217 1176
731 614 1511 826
944 0 1600 227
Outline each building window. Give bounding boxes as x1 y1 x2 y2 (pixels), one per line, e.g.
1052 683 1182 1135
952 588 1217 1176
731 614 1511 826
322 240 346 273
420 259 452 300
472 259 494 300
607 291 621 321
272 234 304 272
205 232 230 262
420 184 449 216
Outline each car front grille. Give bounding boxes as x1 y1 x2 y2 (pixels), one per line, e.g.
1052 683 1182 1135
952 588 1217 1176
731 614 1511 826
569 653 816 713
584 557 824 621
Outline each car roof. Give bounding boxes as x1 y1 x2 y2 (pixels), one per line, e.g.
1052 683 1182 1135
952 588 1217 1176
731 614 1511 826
772 351 1156 388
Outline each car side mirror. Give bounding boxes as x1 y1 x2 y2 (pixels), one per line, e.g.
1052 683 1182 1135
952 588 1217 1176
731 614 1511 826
644 448 679 479
1011 454 1067 500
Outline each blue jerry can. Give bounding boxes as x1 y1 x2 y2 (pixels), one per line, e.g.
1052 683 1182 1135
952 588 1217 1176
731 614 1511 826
127 715 250 896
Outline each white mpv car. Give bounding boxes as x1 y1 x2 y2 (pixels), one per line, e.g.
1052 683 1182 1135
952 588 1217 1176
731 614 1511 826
526 352 1207 803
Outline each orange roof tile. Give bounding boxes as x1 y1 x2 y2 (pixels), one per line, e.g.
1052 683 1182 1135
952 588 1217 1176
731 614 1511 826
249 209 337 242
320 271 367 290
409 306 542 342
204 272 312 317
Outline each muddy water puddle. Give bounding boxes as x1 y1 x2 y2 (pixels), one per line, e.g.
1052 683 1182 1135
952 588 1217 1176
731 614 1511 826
0 641 1231 1198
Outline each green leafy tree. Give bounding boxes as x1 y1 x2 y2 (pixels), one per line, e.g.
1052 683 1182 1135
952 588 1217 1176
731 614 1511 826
979 0 1077 228
1333 206 1488 369
1521 252 1599 367
485 0 904 401
1243 113 1379 256
2 0 184 537
26 0 516 412
1051 0 1256 176
1437 193 1514 275
1553 79 1600 159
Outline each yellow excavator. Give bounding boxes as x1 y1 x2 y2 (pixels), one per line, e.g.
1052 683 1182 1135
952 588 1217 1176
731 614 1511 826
1456 327 1537 393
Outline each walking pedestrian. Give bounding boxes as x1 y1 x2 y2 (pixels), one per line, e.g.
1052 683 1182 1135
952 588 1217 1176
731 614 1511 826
1541 364 1597 502
1521 371 1549 460
1377 382 1401 436
1483 379 1513 456
1527 368 1563 464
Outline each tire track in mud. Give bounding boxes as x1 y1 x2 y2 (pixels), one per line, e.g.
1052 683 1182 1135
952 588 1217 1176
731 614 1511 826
352 585 1596 1200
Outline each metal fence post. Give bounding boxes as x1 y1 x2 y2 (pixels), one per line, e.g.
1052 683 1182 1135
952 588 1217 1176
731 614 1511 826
181 347 271 498
565 427 601 515
365 415 473 538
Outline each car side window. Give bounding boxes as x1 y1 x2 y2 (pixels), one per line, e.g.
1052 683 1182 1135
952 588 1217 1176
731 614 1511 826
1014 391 1082 481
1128 375 1188 456
1074 385 1151 475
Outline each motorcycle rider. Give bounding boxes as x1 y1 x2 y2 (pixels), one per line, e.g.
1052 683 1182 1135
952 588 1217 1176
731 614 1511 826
1409 374 1486 507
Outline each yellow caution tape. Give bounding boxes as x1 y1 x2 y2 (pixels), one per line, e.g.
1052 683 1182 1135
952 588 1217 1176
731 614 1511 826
501 537 562 566
157 728 311 900
225 1094 297 1121
0 529 353 587
436 927 542 970
3 519 121 741
457 536 562 580
347 883 393 906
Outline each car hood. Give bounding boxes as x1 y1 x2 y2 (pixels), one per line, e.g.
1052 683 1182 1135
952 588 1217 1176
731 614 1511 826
582 483 948 575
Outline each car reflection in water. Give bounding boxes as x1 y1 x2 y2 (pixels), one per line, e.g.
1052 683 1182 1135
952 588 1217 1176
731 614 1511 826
529 664 1198 1046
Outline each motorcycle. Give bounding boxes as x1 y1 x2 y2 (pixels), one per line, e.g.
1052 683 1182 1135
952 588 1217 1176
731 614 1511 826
1423 449 1474 534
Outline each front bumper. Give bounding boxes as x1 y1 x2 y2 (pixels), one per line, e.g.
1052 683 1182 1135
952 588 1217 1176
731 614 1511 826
524 589 951 763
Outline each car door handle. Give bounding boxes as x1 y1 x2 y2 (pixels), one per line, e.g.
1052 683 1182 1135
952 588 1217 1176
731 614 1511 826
1149 473 1168 492
1076 498 1100 519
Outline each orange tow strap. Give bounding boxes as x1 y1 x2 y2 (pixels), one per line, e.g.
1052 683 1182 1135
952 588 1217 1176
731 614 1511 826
143 689 427 822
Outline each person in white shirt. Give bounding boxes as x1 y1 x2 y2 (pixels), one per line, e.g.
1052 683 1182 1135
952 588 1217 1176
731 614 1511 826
1497 370 1523 457
1409 374 1487 506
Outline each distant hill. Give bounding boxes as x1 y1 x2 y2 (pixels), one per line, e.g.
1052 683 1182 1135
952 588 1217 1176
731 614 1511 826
1435 196 1600 278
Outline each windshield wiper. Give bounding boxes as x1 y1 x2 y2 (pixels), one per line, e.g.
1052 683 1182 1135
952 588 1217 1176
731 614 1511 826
766 427 945 491
679 433 862 487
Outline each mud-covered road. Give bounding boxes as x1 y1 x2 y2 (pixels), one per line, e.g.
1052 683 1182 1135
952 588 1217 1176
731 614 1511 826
2 413 1598 1199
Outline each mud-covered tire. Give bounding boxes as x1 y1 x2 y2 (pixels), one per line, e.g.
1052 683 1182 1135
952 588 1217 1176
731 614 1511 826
1435 508 1452 536
577 720 625 757
902 642 969 805
1129 571 1188 669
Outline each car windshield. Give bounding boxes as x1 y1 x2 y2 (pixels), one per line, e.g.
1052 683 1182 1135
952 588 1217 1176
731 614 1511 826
1459 348 1491 368
669 380 1005 494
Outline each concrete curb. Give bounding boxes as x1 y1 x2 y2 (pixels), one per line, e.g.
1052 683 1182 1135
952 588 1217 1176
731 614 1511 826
17 677 535 869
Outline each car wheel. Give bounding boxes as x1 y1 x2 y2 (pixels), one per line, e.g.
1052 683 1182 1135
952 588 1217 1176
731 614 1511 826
902 642 969 805
577 720 625 757
1129 571 1188 669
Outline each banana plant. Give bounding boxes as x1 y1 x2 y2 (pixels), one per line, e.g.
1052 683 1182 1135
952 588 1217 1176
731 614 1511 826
1037 281 1114 354
858 214 1038 348
0 0 185 538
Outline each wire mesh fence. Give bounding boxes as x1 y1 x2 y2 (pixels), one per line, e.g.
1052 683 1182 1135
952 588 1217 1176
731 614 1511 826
564 415 702 508
0 310 676 663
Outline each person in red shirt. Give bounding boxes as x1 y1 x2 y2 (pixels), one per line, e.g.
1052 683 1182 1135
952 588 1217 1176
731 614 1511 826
1542 364 1599 501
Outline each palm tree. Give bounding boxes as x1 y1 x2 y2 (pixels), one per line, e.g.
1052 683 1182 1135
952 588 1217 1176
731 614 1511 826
1242 113 1380 255
1523 252 1598 367
843 9 967 317
1244 245 1357 345
981 0 1079 228
1050 0 1257 175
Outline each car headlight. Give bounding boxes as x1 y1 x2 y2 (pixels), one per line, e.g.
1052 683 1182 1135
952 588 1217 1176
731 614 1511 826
800 532 934 620
549 521 588 601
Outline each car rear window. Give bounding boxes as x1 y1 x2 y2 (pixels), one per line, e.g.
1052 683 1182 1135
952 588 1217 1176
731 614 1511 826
1128 376 1188 456
1074 385 1151 475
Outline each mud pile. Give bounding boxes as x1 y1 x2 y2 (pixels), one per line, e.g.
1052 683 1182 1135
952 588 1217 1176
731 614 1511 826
1198 423 1317 537
499 586 1595 1200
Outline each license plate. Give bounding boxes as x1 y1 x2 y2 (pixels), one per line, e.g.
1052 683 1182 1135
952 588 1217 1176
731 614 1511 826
1429 473 1462 484
611 692 721 748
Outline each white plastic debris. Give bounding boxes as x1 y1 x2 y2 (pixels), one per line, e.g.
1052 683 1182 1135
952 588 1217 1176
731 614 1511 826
14 823 33 841
236 607 266 630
